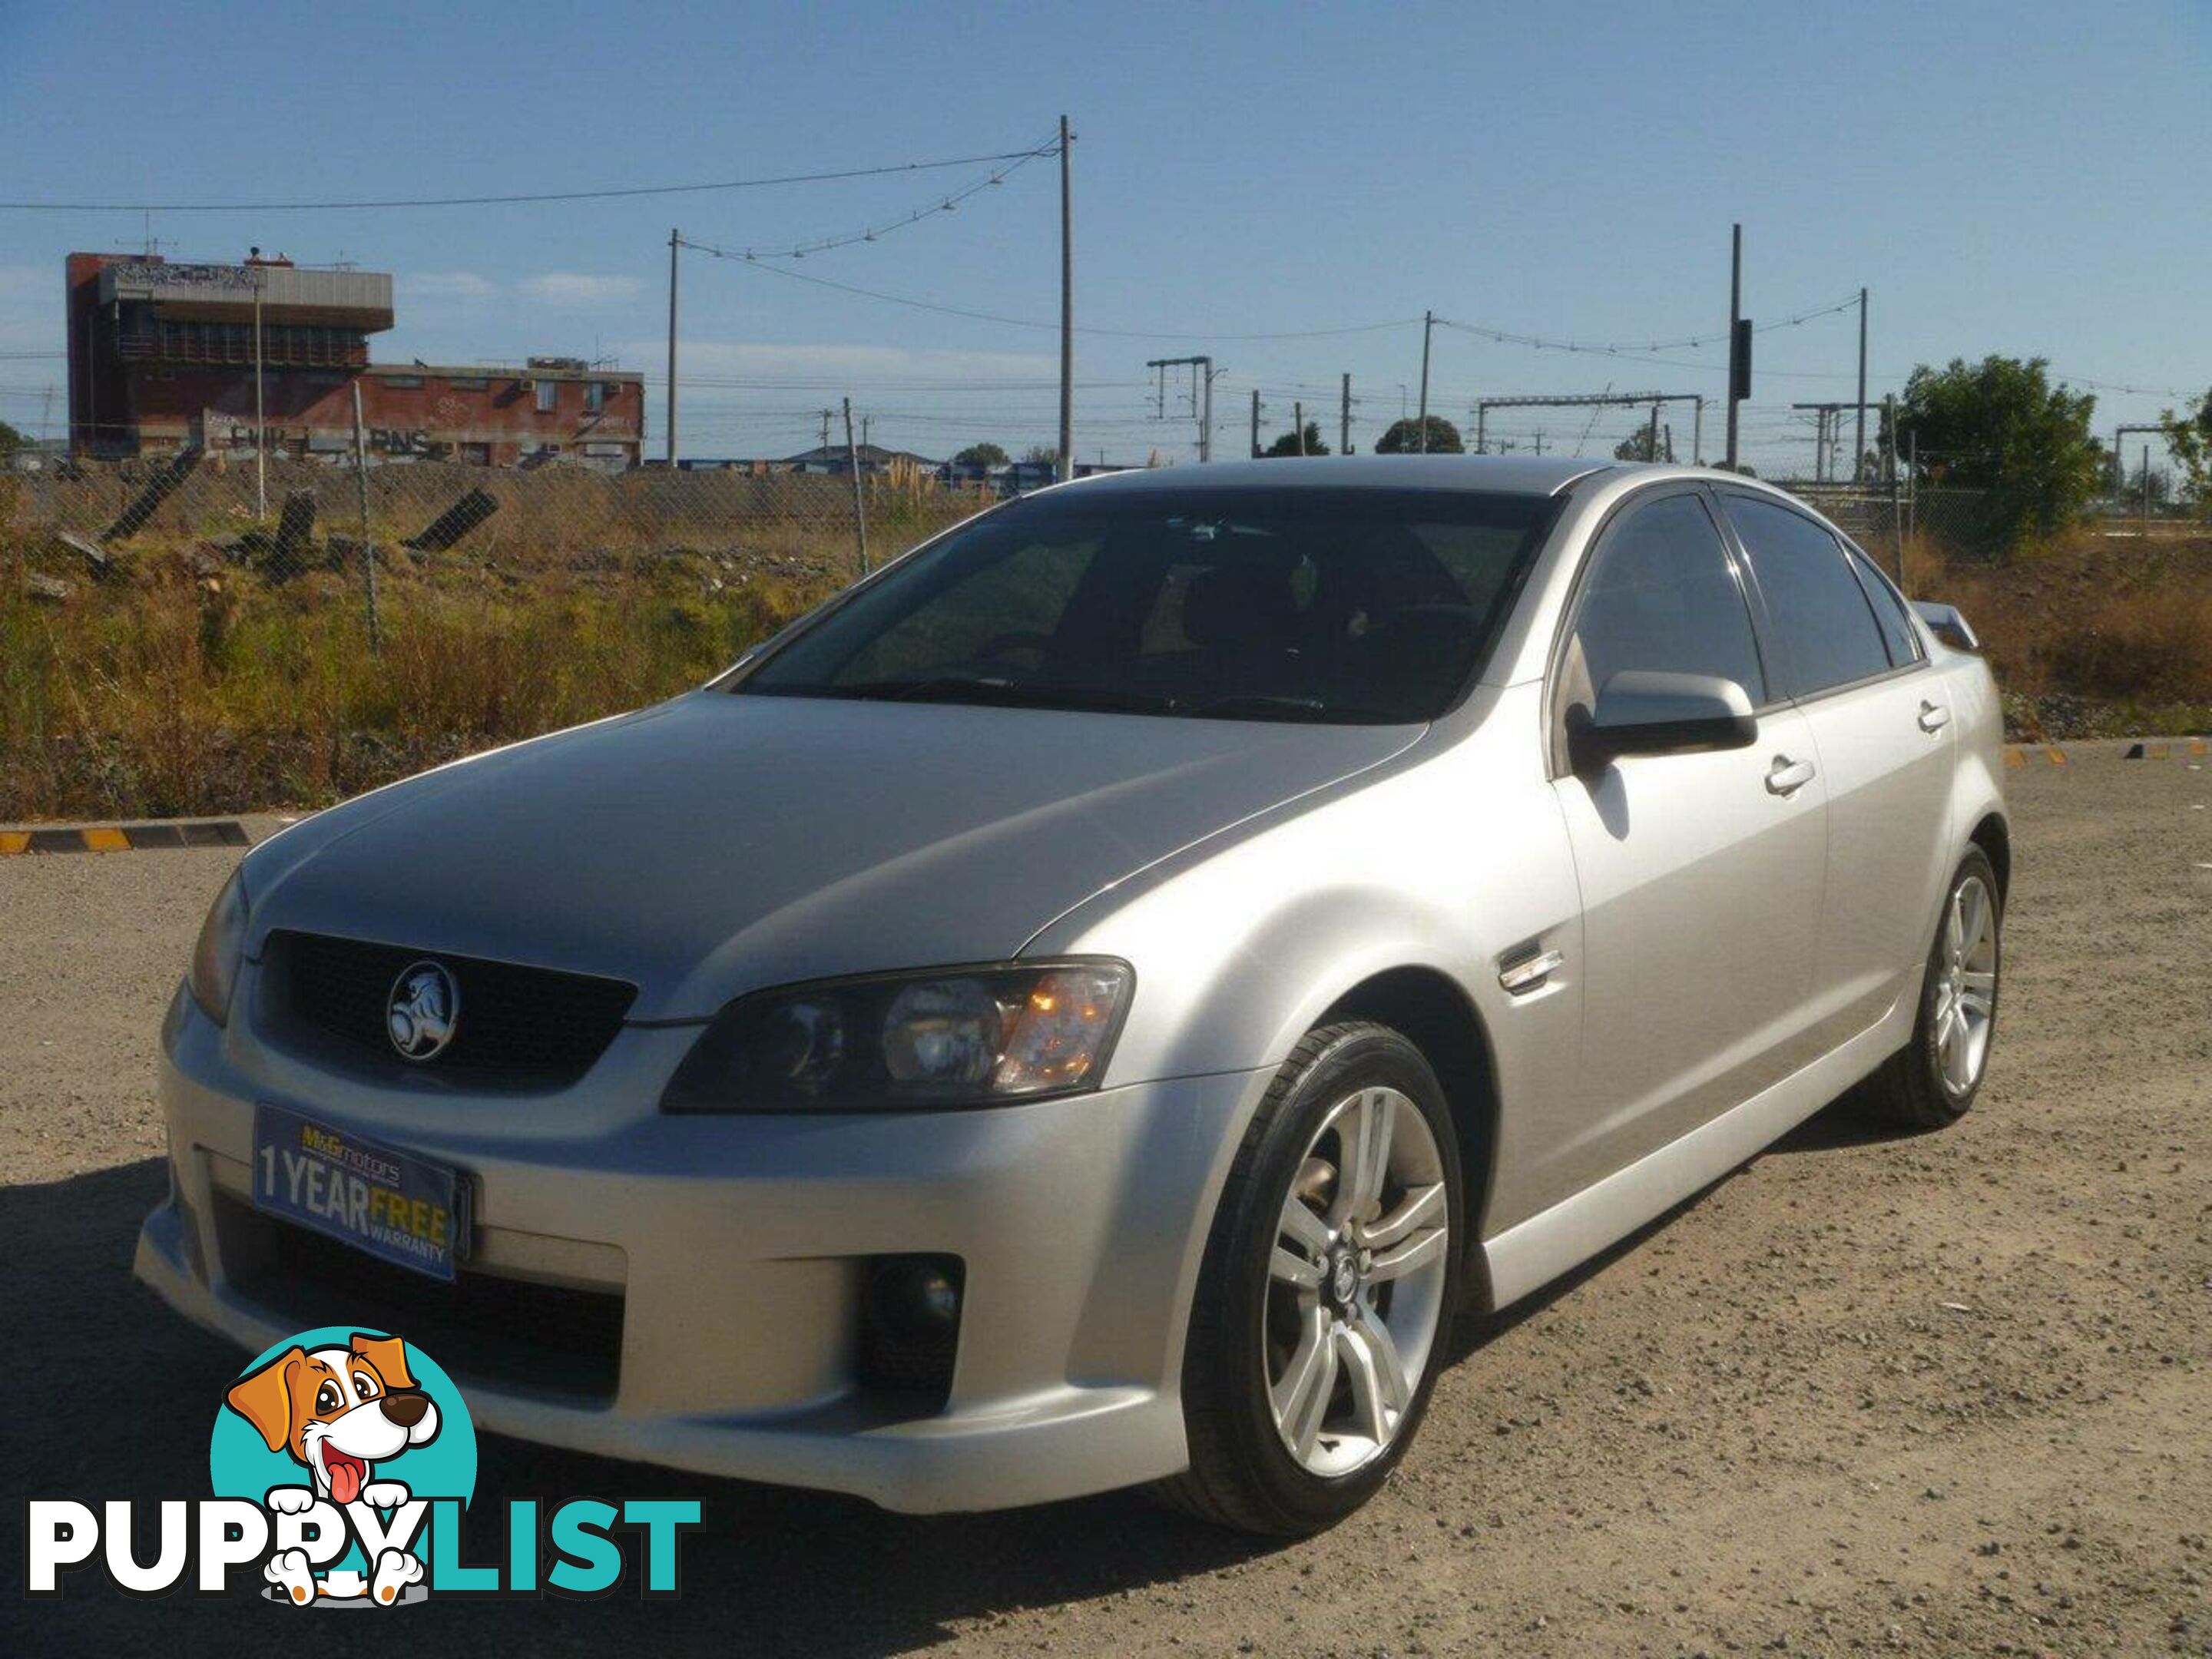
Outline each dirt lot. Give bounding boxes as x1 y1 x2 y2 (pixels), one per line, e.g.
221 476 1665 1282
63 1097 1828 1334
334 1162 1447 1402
2 747 2207 1656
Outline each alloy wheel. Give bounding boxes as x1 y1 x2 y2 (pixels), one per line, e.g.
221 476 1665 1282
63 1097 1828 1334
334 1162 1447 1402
1932 873 1998 1094
1263 1086 1451 1477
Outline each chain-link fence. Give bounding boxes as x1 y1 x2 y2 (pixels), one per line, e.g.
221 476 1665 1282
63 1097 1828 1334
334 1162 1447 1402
5 448 2205 820
8 451 990 621
0 454 994 820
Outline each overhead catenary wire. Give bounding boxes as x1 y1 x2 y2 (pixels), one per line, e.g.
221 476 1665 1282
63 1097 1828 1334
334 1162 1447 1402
714 133 1062 263
1432 293 1863 359
680 243 1426 341
0 147 1063 214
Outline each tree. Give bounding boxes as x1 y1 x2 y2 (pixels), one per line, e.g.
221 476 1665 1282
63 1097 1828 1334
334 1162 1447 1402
1374 415 1463 454
1261 422 1330 458
1022 444 1060 469
1879 356 2103 548
0 419 25 460
1612 424 1671 463
952 442 1009 469
2161 388 2212 502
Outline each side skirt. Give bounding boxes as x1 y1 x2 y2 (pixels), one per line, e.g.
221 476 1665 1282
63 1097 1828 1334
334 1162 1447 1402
1475 977 1919 1312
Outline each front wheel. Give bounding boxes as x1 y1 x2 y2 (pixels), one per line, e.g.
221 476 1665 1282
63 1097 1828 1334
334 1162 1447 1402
1156 1023 1462 1535
1863 847 2002 1129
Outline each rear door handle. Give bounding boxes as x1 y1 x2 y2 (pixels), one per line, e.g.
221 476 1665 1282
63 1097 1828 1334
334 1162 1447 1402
1918 700 1951 733
1766 756 1816 796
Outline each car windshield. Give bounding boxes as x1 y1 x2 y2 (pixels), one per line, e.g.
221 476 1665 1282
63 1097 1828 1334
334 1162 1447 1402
733 485 1560 724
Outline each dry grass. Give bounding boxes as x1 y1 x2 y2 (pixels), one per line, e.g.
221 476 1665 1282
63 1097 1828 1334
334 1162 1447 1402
0 531 847 822
5 483 2205 822
1 458 998 821
1910 527 2212 736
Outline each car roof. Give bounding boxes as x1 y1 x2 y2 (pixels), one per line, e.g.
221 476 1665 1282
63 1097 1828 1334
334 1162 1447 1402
1041 453 1620 498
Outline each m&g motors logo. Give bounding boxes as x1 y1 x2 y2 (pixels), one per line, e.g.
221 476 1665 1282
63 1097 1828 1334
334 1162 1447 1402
27 1327 698 1604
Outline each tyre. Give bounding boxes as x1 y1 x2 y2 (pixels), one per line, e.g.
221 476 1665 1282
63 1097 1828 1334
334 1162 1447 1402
1863 847 2002 1130
1156 1022 1463 1535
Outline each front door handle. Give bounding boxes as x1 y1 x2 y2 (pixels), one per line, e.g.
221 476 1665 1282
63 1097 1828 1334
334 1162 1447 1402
1918 700 1951 733
1766 755 1816 796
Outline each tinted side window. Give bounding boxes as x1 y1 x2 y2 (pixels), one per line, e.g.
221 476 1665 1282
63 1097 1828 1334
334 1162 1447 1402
1572 493 1766 704
1725 497 1893 695
1843 545 1922 667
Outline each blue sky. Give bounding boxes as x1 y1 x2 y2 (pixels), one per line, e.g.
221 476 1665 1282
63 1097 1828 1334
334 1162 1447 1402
1 0 2204 472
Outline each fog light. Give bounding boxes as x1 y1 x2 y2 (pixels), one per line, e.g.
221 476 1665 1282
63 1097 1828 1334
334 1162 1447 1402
859 1253 964 1407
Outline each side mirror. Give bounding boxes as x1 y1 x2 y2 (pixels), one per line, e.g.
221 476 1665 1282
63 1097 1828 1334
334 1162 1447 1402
1570 670 1757 773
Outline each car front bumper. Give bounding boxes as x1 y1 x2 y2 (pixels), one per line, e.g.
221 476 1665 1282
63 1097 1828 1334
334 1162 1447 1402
134 981 1267 1513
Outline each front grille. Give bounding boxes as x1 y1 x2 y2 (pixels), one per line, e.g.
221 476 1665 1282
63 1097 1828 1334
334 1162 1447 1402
269 930 635 1085
217 1194 623 1402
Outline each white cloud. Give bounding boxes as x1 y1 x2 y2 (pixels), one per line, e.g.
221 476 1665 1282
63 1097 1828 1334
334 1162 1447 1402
619 338 1058 384
406 270 500 303
518 273 642 307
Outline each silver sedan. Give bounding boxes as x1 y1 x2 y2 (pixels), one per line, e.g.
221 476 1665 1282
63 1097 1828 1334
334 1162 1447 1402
138 456 2008 1535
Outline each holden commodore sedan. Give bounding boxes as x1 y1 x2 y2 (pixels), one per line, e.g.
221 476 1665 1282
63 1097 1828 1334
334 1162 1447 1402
138 456 2006 1535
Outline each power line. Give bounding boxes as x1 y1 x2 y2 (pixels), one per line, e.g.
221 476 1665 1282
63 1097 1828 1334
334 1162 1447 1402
681 243 1423 340
711 134 1061 262
1433 293 1860 359
0 147 1058 214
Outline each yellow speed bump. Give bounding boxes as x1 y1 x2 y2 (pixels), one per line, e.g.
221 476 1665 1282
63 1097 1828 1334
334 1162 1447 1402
81 826 131 852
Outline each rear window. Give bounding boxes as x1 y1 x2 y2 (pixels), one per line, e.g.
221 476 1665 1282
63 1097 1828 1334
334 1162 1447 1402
1724 495 1895 696
1843 545 1922 667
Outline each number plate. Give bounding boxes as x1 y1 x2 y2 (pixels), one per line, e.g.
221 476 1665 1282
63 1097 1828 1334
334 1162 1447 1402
251 1104 469 1283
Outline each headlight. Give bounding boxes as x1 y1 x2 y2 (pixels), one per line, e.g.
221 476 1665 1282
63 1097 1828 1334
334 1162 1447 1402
661 961 1132 1113
187 867 251 1025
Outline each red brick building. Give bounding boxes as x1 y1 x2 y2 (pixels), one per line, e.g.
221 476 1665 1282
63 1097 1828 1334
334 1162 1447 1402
65 251 644 468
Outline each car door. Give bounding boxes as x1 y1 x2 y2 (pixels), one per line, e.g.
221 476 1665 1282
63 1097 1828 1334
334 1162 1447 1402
1537 486 1829 1210
1716 492 1952 1040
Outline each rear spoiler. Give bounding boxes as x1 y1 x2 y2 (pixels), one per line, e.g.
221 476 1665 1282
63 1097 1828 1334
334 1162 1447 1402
1909 600 1979 653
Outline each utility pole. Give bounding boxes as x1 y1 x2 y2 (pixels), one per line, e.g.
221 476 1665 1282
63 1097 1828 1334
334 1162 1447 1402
1146 356 1214 461
1294 401 1306 455
1339 372 1352 455
1693 397 1704 465
843 397 869 575
252 253 267 520
665 229 680 465
1724 224 1743 472
1474 405 1485 454
1057 114 1074 483
1250 389 1262 459
1853 286 1868 483
1416 310 1434 452
1885 392 1902 581
1646 401 1661 463
817 409 833 452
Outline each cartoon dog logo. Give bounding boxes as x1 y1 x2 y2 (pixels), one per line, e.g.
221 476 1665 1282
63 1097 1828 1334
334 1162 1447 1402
224 1332 439 1605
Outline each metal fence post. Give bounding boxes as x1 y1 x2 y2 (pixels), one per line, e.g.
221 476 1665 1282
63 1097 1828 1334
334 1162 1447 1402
843 396 869 575
350 380 380 654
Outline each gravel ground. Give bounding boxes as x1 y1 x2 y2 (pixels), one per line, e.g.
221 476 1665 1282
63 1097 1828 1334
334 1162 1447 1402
2 751 2207 1656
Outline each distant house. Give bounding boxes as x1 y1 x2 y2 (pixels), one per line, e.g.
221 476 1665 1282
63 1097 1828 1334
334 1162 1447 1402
778 442 941 477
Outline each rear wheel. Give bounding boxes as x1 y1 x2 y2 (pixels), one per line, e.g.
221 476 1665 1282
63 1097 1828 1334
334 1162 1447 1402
1863 848 2002 1129
1156 1023 1462 1535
